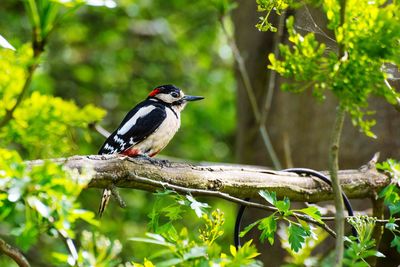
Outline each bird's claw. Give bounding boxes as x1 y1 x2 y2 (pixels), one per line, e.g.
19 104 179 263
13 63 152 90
110 184 126 208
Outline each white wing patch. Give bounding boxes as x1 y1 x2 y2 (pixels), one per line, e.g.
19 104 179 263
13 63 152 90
117 105 156 135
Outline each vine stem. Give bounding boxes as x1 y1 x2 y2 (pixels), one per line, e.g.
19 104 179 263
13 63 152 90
329 107 346 266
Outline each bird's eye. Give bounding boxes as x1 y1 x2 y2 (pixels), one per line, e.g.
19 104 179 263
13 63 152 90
171 92 179 98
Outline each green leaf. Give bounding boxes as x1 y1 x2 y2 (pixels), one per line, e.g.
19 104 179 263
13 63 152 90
27 196 51 218
186 195 209 218
240 219 261 237
161 204 184 221
129 233 174 248
258 215 277 245
385 222 398 231
183 246 207 260
259 190 277 205
275 197 291 215
298 206 323 223
54 0 117 8
390 235 400 253
288 223 310 252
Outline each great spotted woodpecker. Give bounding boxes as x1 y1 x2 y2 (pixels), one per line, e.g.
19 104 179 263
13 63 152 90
98 84 203 217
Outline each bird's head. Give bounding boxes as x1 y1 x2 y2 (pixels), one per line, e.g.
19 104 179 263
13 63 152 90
148 85 204 107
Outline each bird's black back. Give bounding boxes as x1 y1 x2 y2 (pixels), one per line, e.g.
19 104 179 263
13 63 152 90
98 99 167 155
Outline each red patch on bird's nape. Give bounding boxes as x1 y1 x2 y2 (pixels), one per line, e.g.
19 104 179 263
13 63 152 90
122 148 141 157
148 88 161 97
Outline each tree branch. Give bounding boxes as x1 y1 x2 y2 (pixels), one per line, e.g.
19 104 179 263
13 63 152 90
0 237 30 267
29 155 389 202
27 155 393 239
329 107 346 266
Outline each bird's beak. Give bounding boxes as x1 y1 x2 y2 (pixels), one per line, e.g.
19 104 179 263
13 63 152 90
182 95 204 102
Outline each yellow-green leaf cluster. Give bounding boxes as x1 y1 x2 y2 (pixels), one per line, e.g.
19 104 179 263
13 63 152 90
0 45 32 115
0 91 105 158
268 0 400 137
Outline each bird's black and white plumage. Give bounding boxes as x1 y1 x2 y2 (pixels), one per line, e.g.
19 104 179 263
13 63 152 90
98 84 203 216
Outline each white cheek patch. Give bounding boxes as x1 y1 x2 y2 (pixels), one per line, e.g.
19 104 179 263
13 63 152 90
156 93 176 103
117 105 156 135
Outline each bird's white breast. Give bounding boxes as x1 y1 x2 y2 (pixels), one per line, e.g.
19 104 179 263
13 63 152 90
133 106 181 155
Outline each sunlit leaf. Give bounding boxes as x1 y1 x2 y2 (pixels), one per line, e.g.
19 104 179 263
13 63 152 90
258 214 277 245
259 190 277 205
0 34 15 50
240 219 261 237
298 206 323 224
186 195 209 218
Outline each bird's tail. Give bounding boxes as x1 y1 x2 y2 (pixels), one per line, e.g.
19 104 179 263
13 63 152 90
98 189 112 217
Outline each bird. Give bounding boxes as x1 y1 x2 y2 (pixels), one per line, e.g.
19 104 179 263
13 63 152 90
97 84 204 217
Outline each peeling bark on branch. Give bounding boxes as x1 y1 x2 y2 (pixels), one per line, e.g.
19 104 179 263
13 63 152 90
31 155 390 202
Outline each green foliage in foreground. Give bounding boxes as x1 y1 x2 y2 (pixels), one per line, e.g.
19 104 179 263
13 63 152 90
0 148 100 264
131 191 261 267
240 190 323 252
378 159 400 253
344 216 385 267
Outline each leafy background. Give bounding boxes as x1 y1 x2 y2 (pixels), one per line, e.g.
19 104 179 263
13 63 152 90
0 0 239 265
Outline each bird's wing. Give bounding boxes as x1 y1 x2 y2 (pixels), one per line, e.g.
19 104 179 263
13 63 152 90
98 102 166 154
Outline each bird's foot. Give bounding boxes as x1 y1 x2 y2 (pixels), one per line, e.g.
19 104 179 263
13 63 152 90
136 154 170 167
110 184 126 208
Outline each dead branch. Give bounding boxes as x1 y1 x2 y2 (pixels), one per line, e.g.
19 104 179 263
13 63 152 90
29 155 390 202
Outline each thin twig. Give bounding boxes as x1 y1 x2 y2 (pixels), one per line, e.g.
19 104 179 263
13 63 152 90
0 63 38 129
126 171 337 238
260 11 286 125
0 237 30 267
321 217 400 224
384 79 400 112
219 16 282 169
89 122 111 138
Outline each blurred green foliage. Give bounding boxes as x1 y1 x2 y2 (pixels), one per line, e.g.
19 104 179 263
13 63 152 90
43 0 236 161
0 0 238 265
